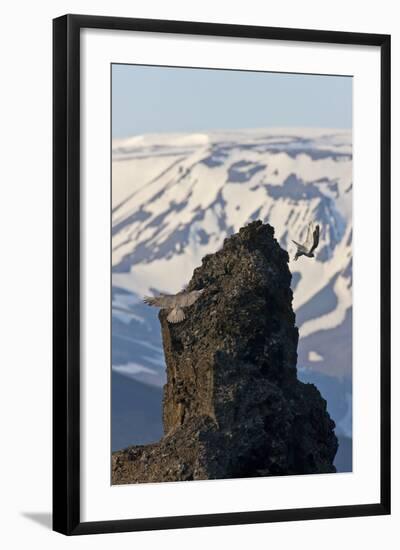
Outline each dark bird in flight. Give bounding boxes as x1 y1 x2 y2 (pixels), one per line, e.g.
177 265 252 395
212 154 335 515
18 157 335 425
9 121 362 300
292 222 320 261
143 288 205 323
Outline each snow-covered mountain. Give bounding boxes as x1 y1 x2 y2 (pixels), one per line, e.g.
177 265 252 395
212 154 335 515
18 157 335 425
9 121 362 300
111 128 353 452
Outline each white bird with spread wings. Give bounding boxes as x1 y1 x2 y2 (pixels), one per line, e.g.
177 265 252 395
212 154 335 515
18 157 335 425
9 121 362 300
292 222 320 261
143 288 205 323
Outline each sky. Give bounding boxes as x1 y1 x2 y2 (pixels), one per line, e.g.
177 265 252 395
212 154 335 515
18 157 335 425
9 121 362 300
112 64 352 138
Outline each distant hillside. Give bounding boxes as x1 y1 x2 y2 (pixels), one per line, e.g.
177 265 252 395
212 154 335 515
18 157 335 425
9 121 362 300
335 436 353 473
112 372 162 452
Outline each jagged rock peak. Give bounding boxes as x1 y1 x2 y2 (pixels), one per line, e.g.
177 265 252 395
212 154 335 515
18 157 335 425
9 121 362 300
112 221 338 484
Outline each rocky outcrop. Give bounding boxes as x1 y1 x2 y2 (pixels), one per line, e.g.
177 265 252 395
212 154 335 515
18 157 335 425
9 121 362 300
112 221 338 484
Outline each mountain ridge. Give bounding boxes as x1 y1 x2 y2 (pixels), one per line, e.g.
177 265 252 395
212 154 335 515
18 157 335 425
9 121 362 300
111 128 352 451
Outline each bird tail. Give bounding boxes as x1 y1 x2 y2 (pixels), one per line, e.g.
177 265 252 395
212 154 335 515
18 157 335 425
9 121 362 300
167 307 185 323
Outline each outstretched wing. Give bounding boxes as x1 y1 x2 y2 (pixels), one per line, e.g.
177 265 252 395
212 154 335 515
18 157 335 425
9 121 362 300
309 224 320 254
143 294 175 308
304 222 315 250
181 290 203 307
292 240 307 253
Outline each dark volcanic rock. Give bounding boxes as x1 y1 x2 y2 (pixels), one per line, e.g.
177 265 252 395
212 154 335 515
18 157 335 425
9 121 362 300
112 221 338 484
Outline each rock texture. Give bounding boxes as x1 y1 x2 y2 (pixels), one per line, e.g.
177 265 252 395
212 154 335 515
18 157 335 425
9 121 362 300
112 221 338 484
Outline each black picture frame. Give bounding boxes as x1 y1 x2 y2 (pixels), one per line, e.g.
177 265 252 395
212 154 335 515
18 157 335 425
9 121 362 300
53 14 391 536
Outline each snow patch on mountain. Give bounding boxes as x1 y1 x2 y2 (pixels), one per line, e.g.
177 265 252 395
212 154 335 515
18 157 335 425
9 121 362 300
309 351 324 362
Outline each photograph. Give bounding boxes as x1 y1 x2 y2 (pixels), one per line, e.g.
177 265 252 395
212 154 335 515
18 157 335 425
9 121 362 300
110 63 353 484
1 2 393 544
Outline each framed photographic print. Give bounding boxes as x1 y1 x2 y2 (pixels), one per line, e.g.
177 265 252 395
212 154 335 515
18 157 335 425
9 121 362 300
53 14 391 535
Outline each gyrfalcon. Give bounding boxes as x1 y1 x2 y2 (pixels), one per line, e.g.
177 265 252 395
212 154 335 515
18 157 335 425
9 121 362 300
292 222 320 261
143 288 205 323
